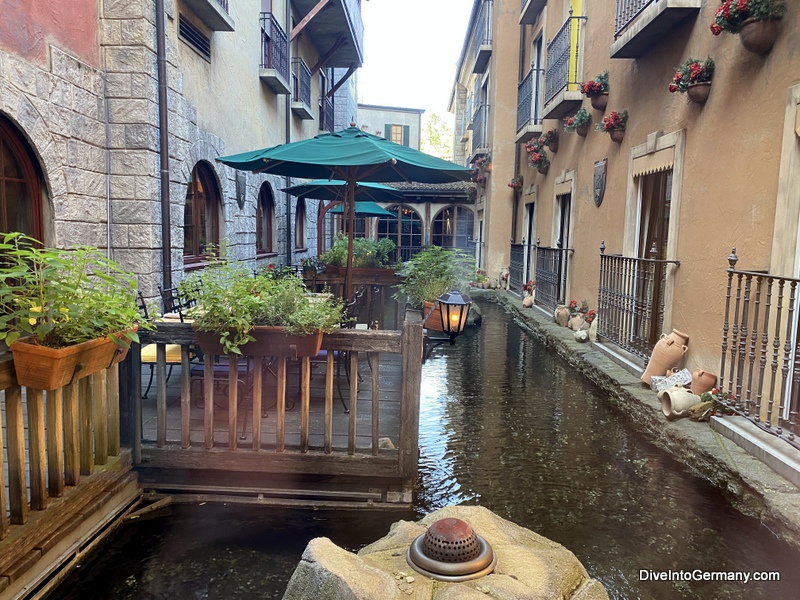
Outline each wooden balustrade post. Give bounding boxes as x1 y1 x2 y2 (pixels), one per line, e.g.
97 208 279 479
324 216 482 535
46 388 65 498
92 371 108 465
107 363 121 457
27 388 47 510
79 376 93 476
63 382 80 486
5 384 28 524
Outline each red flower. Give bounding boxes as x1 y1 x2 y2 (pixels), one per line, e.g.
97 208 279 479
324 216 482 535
668 83 677 93
566 117 574 126
710 23 723 35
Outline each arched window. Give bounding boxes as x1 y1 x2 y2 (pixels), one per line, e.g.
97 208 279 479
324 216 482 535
184 161 220 265
432 206 475 250
294 198 306 249
0 115 42 240
256 182 275 255
377 205 422 262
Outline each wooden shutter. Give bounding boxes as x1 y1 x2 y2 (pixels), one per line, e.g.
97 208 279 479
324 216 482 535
384 124 391 139
403 125 410 146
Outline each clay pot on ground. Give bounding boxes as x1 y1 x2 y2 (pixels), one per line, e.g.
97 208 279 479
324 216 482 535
522 295 533 308
690 369 717 395
658 384 701 420
554 305 569 327
568 314 585 331
640 329 689 385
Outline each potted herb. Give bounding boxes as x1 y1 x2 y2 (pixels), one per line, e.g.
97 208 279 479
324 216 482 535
393 246 474 331
580 70 610 111
180 256 344 357
710 0 786 54
669 57 715 104
596 110 628 143
0 232 145 390
563 107 591 137
320 233 397 275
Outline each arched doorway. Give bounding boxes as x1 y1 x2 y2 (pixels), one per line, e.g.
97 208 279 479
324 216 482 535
256 182 276 256
0 115 43 241
377 205 422 262
431 205 474 251
184 161 221 266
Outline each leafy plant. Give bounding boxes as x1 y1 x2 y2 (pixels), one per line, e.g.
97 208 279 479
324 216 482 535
393 246 475 307
181 256 344 355
0 232 145 349
563 107 591 132
710 0 786 35
596 110 628 132
539 129 559 147
320 233 396 268
508 175 523 190
669 57 715 93
580 70 609 97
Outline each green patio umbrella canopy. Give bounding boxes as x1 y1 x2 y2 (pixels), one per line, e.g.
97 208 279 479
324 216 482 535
217 126 472 299
281 180 404 204
326 201 395 217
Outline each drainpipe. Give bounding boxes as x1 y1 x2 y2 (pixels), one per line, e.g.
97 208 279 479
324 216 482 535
156 0 172 289
285 0 292 267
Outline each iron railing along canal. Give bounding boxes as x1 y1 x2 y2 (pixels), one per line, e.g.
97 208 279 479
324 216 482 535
534 245 572 313
509 243 525 293
260 12 289 82
718 249 800 451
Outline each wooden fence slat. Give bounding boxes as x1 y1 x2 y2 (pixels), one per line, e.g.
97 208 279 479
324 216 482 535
300 357 310 453
228 356 239 450
348 351 359 455
27 388 47 510
371 353 380 456
79 377 93 476
5 385 28 524
92 371 108 465
324 352 334 454
46 388 65 498
398 313 423 477
252 358 263 451
180 346 191 449
204 356 214 449
0 387 8 538
106 363 120 456
157 344 167 448
276 357 286 452
63 382 80 486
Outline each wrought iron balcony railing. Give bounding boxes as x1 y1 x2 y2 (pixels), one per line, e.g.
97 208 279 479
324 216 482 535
614 0 654 39
471 0 494 60
260 12 289 82
718 249 800 451
517 68 544 132
596 244 679 360
472 103 489 155
321 96 335 132
292 57 312 107
545 9 585 105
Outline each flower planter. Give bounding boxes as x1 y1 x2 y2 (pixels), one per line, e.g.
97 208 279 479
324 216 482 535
536 164 549 175
10 331 134 390
686 82 711 104
195 326 323 359
590 93 608 112
547 138 559 154
609 129 625 144
576 124 589 137
423 301 445 331
739 17 781 55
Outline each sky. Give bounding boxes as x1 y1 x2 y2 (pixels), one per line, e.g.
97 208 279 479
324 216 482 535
357 0 473 119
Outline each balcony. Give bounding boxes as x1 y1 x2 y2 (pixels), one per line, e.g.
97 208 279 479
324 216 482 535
471 0 493 74
291 58 314 119
259 12 291 95
183 0 234 32
520 0 546 25
470 103 490 162
611 0 702 59
291 0 364 68
542 11 585 120
515 68 543 144
320 96 335 133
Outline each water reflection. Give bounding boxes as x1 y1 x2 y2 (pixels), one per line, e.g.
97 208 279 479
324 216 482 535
51 300 800 600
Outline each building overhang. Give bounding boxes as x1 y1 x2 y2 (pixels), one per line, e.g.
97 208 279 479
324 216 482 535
183 0 235 31
519 0 546 25
259 69 292 95
292 0 364 68
611 0 702 59
515 123 543 145
542 90 582 120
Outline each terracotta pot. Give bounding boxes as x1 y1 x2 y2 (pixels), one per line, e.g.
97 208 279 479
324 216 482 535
640 330 689 385
554 305 570 327
690 369 717 395
423 301 445 331
547 138 559 153
609 128 625 144
522 295 533 308
739 17 781 55
568 314 585 331
590 93 608 112
195 326 323 359
537 163 549 175
576 124 589 137
484 162 493 173
658 384 701 420
10 331 134 390
686 82 711 104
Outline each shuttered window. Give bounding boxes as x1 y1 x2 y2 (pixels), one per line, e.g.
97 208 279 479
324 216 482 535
179 15 211 62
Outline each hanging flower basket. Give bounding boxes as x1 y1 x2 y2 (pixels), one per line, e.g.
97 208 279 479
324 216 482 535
580 71 609 112
576 124 589 137
564 107 591 137
590 93 609 112
686 82 712 104
669 57 714 104
609 129 625 143
710 1 785 55
537 163 549 175
738 17 782 54
597 110 628 143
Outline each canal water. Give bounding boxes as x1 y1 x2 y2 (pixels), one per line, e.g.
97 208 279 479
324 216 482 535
51 300 800 599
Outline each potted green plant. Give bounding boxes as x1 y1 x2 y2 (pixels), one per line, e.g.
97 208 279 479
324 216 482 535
710 0 786 54
525 139 550 175
669 57 715 104
393 246 474 331
563 107 591 137
596 110 628 143
0 232 145 390
580 70 610 111
300 256 318 279
180 256 344 357
320 233 397 275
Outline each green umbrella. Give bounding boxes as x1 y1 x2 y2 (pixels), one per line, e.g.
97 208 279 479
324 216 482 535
326 201 395 217
218 127 471 299
281 180 404 204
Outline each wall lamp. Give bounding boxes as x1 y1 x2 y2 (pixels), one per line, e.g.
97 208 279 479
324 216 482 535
423 289 472 363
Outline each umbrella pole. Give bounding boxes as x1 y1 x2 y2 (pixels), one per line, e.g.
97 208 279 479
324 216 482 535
345 179 355 303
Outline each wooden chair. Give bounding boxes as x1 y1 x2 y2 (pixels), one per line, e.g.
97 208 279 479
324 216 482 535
137 292 187 399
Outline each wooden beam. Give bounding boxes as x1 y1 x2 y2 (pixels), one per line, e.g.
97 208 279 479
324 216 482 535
327 66 356 97
309 35 346 76
290 0 331 41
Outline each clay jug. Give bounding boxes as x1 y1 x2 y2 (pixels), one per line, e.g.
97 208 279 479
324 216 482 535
554 305 569 327
568 314 585 331
640 329 689 385
657 384 700 420
690 369 717 395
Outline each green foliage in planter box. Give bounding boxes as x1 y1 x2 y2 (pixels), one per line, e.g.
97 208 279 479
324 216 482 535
393 246 475 307
320 233 397 269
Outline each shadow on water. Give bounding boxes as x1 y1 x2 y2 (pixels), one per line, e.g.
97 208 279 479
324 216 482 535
51 300 800 599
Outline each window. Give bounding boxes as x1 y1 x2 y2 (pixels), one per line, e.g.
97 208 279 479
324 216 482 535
294 198 306 249
384 124 410 146
184 161 220 265
256 182 275 255
0 116 42 240
432 206 475 250
390 125 403 144
377 205 422 262
179 15 211 62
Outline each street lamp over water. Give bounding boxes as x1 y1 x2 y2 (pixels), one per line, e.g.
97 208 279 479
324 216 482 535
423 289 471 363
